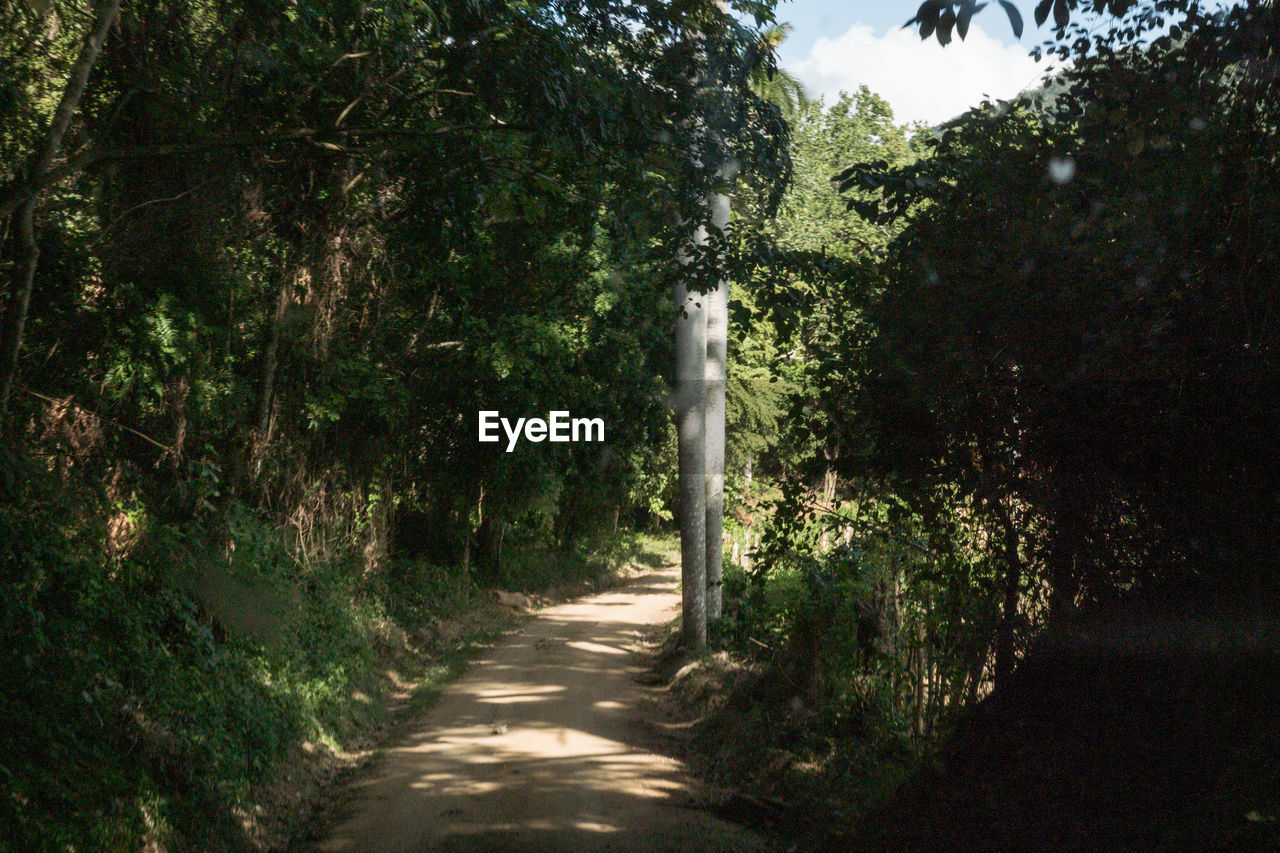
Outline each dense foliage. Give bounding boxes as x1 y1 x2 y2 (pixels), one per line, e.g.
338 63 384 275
6 0 1280 847
841 0 1280 608
0 0 789 847
701 2 1280 837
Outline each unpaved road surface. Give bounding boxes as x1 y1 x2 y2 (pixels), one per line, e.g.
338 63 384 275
314 567 762 853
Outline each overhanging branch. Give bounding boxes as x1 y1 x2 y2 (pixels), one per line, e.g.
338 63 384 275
0 122 533 221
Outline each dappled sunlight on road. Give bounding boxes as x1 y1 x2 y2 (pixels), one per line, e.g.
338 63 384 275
314 567 760 853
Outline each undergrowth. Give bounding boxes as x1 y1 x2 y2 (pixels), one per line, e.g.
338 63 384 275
0 453 666 852
673 558 935 843
498 531 674 592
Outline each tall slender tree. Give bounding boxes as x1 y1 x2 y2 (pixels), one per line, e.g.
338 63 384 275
747 24 809 118
0 0 121 420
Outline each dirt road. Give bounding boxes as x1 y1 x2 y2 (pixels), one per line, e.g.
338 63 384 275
313 567 763 853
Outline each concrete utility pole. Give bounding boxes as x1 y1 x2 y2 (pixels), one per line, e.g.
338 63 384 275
675 226 708 650
704 159 737 623
676 0 737 648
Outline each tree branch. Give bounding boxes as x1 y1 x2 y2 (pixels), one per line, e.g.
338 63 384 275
0 123 533 221
1 0 120 419
15 384 174 454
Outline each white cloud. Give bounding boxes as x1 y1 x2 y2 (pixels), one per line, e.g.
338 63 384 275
789 23 1049 126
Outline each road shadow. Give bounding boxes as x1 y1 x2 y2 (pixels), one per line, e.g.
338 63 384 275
305 569 761 853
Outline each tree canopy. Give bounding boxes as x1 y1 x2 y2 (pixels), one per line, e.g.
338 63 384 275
0 0 792 846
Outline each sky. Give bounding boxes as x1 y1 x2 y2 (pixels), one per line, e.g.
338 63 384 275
773 1 1056 126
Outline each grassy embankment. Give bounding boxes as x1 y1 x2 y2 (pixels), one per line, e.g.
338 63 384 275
2 462 675 853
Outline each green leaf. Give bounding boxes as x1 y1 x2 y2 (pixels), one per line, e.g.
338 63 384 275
1053 0 1070 29
1034 0 1053 27
998 0 1024 38
911 0 945 33
937 9 956 45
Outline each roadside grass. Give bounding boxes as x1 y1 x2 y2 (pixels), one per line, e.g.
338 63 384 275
283 530 678 849
647 559 929 846
1 456 675 853
498 530 677 592
408 632 503 713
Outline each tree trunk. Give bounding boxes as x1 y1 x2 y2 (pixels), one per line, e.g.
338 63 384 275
1047 519 1081 627
992 500 1023 690
476 516 505 582
675 225 708 651
0 204 38 421
913 640 925 739
251 270 293 480
0 0 121 420
819 447 838 552
822 465 837 503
